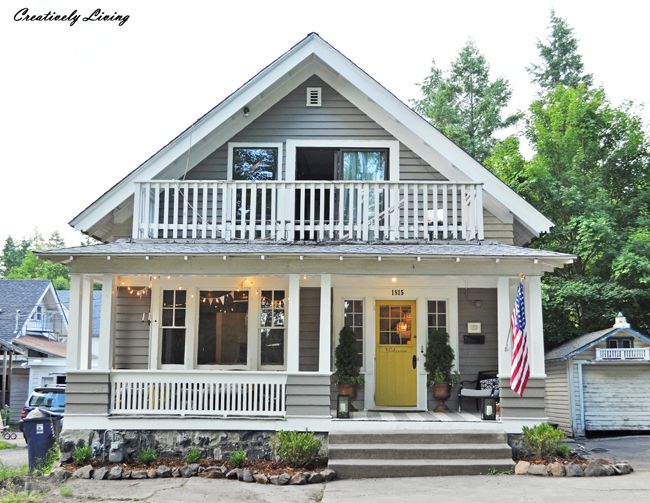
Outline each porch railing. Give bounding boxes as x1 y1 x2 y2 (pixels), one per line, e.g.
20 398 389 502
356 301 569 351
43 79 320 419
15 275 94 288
595 348 650 361
133 180 484 242
109 371 286 416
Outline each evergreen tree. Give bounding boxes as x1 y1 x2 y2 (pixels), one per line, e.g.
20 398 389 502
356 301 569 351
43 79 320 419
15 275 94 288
0 236 31 277
412 41 519 162
527 9 593 91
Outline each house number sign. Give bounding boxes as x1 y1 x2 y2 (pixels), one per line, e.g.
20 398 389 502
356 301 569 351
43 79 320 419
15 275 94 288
391 289 404 296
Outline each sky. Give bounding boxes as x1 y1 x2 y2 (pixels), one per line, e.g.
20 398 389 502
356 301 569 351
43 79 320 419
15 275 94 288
2 0 649 248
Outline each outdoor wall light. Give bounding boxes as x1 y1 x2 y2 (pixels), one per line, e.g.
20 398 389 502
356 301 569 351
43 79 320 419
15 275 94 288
243 107 250 117
337 394 350 419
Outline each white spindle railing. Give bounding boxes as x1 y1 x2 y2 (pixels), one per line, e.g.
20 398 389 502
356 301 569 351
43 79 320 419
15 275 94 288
133 181 484 242
110 371 287 416
595 348 650 361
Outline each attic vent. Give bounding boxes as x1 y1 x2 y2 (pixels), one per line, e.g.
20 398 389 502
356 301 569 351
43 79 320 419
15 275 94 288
306 87 321 107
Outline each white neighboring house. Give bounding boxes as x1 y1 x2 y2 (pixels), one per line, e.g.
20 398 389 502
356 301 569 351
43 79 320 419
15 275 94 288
0 280 67 416
545 314 650 438
36 34 575 437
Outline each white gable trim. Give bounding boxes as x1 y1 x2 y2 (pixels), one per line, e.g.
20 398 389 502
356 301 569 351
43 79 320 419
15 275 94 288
71 34 552 239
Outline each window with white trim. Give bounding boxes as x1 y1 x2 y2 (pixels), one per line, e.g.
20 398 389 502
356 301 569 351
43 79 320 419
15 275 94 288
427 301 447 332
161 290 186 365
607 338 633 349
344 300 363 367
260 290 285 366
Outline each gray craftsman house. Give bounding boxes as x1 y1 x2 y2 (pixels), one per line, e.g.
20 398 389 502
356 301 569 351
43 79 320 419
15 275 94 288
37 34 574 475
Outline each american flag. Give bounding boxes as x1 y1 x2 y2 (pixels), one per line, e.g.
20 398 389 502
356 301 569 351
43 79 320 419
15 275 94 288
510 279 530 396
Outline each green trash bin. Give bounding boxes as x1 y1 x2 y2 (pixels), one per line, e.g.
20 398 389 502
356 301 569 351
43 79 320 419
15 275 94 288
21 409 63 471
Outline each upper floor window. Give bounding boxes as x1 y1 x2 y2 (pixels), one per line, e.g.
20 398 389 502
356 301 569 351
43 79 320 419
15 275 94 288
228 143 283 181
31 306 42 321
607 338 633 349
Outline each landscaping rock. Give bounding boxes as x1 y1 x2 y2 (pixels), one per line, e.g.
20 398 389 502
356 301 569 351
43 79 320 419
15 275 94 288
157 465 172 478
308 472 323 484
198 467 205 474
172 468 181 478
548 463 566 477
527 464 548 476
93 467 109 480
108 466 124 480
123 471 132 479
242 470 254 483
73 465 94 479
131 471 148 479
585 462 607 477
60 452 73 464
514 461 530 475
219 464 229 474
254 473 267 484
508 436 533 459
270 473 290 485
52 462 62 470
604 465 616 476
180 463 200 478
614 463 633 475
50 468 72 480
565 462 585 477
147 469 158 478
289 472 307 485
226 469 239 480
320 469 336 482
199 471 224 479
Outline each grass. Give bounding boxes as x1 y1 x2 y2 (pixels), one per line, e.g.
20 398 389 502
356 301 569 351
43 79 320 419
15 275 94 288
0 442 16 451
485 467 515 475
0 490 42 503
0 463 28 480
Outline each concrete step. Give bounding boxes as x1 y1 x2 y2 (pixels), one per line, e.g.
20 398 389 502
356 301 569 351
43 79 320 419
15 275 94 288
329 458 516 479
329 430 508 445
328 443 513 461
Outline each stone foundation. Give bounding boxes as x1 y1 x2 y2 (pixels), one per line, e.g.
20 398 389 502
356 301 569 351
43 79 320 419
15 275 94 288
59 429 329 462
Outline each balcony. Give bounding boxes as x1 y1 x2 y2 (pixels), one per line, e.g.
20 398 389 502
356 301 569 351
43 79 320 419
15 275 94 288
595 348 650 361
133 181 484 242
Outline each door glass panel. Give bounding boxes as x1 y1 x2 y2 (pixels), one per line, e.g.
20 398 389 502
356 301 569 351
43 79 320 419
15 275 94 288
378 304 413 346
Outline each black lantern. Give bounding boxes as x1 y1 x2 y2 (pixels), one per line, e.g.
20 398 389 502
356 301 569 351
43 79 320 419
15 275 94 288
482 397 497 420
337 394 350 419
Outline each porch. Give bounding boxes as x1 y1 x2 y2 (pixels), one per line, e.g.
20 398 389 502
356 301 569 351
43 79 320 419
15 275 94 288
133 181 484 242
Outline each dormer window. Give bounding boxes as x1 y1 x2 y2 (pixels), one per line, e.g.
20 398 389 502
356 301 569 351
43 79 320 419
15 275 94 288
607 338 633 349
31 306 42 321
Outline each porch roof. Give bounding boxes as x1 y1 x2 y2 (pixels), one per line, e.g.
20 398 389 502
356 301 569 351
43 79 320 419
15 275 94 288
37 239 574 261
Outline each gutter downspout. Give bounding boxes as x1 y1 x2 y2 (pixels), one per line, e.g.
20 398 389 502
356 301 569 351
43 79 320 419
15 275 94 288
577 360 594 435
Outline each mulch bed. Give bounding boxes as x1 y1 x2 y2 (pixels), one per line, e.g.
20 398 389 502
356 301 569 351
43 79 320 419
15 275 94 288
61 457 328 477
516 455 609 468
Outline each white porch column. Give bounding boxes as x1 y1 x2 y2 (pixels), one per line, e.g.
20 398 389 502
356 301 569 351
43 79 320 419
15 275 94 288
318 274 332 373
98 275 116 370
66 274 83 371
287 274 300 372
526 276 545 377
497 276 512 378
79 276 94 370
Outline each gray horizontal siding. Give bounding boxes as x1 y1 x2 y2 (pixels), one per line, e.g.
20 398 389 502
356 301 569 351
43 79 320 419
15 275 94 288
185 75 442 182
299 288 320 372
544 360 572 436
286 374 330 417
114 287 150 370
65 372 110 415
500 378 546 419
483 210 514 244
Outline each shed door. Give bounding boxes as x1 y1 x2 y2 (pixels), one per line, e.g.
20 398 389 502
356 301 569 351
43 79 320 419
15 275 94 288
583 365 650 431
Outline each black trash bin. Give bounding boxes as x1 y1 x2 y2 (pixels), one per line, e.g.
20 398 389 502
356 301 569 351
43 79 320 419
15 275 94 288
21 409 63 471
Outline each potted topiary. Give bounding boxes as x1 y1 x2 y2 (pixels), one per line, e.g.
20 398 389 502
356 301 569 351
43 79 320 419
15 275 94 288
333 325 365 399
424 329 460 412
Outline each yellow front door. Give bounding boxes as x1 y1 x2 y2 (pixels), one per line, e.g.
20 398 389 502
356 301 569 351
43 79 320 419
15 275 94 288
375 300 417 407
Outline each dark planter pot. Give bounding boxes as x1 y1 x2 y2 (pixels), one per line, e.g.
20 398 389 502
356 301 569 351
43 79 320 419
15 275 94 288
432 382 451 412
338 383 357 400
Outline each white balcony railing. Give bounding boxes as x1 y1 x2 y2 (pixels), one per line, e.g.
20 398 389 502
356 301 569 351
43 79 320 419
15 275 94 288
595 348 650 361
133 180 484 242
110 370 286 417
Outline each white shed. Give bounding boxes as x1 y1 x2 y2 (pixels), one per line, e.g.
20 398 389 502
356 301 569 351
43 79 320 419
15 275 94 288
545 314 650 438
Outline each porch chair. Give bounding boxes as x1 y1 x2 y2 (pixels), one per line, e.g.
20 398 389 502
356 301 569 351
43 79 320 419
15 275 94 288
458 370 499 413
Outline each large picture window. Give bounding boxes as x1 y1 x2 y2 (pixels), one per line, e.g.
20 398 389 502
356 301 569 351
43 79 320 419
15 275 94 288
197 291 249 365
232 147 279 181
260 290 285 366
161 290 186 365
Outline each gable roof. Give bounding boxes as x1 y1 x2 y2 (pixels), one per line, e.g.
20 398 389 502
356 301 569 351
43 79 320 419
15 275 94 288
545 326 650 361
70 33 553 244
0 280 53 343
56 290 102 336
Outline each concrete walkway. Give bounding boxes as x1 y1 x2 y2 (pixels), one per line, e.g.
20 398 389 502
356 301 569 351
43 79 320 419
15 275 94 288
0 431 28 468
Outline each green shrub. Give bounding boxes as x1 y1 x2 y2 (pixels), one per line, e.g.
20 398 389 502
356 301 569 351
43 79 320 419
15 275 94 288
555 442 571 459
333 326 364 386
521 423 566 461
73 444 92 465
228 447 246 468
424 330 456 385
1 408 13 427
185 446 203 465
136 447 159 466
271 430 322 468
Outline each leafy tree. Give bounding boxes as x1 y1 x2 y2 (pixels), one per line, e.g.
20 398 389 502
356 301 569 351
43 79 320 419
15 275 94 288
412 40 520 162
6 252 70 290
1 236 31 277
527 9 593 91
